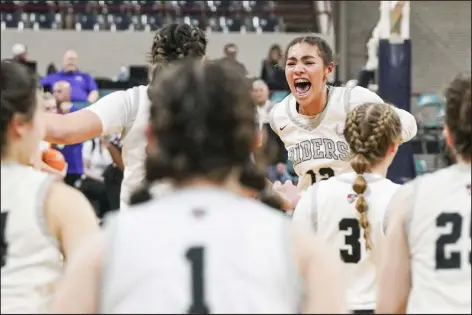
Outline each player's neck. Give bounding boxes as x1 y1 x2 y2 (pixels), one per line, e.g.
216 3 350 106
1 146 29 166
368 160 390 177
175 173 242 193
299 87 328 116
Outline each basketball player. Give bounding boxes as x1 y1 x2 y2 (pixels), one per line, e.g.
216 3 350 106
42 23 208 209
50 61 347 314
0 61 100 313
377 73 471 314
293 102 402 313
270 36 418 194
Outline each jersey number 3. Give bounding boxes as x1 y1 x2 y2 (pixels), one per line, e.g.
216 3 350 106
435 212 471 270
1 212 9 268
186 246 210 314
339 218 361 264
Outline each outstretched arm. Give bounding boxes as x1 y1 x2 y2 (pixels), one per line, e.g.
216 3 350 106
350 86 418 142
44 89 134 145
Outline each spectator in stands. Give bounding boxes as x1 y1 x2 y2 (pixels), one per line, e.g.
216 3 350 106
260 44 289 91
12 43 38 78
103 133 124 211
53 81 75 113
252 79 273 126
82 136 117 217
41 50 99 103
12 43 28 62
219 43 248 76
267 162 293 184
52 81 83 187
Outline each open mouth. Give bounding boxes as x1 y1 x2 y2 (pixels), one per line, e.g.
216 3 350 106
294 79 312 96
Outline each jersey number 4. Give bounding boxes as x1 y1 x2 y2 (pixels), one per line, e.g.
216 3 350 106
1 212 9 268
186 246 210 314
307 167 335 185
435 213 471 270
339 218 361 264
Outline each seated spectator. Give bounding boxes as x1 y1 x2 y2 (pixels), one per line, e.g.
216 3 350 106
252 79 273 126
218 43 248 76
260 44 289 91
40 50 99 103
267 162 294 184
83 136 121 217
103 133 124 211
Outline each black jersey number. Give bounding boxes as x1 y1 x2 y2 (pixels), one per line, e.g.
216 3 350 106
186 246 210 314
1 212 9 268
435 213 471 270
339 218 361 264
306 167 335 185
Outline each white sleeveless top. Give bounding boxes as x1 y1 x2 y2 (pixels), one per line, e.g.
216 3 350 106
404 164 471 314
1 162 63 313
99 187 301 313
293 172 399 310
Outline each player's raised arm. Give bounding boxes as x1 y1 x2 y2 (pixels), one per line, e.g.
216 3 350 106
376 183 413 314
349 86 418 142
44 89 133 145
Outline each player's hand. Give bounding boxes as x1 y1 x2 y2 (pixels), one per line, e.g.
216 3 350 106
272 180 301 210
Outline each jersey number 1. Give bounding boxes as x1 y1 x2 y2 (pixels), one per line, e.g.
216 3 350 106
186 246 210 314
1 212 9 268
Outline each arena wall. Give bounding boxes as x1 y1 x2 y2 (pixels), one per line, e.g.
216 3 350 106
1 30 334 78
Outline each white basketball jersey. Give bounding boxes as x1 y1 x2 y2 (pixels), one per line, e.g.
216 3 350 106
269 86 384 191
100 188 301 313
406 164 471 314
1 162 63 313
87 85 150 208
296 172 399 310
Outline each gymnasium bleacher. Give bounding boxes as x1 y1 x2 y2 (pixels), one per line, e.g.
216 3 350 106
0 1 280 32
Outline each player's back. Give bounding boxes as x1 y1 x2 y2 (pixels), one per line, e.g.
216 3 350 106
1 162 63 313
312 172 399 310
407 163 471 314
100 187 301 314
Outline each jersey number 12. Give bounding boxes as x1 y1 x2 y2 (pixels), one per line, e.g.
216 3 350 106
307 167 335 185
186 246 210 314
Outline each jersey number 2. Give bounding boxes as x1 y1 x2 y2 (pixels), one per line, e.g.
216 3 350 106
186 246 210 314
1 212 9 268
339 218 361 264
435 213 471 270
307 167 335 185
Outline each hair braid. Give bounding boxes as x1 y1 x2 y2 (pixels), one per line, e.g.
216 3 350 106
344 103 401 251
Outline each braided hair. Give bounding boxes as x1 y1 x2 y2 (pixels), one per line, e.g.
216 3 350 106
147 23 207 83
343 103 401 250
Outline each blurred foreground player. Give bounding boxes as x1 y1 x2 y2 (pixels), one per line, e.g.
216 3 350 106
0 61 99 313
50 61 347 314
377 73 471 314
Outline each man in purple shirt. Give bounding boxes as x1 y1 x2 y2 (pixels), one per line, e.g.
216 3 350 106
40 50 99 103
